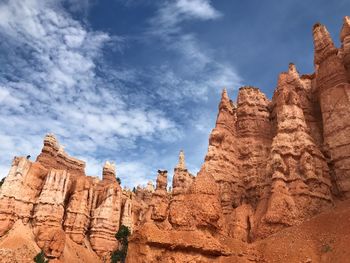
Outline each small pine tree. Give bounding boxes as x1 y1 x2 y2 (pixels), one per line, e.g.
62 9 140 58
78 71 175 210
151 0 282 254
132 187 136 193
116 177 121 185
111 225 130 263
33 251 48 263
0 177 5 188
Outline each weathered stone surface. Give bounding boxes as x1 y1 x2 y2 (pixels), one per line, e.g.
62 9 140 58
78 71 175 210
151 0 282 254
121 193 133 232
172 150 194 195
63 176 94 244
127 17 350 262
1 16 350 263
0 135 128 261
253 66 334 239
313 22 350 198
0 157 47 236
151 170 170 222
36 134 85 177
32 169 70 257
89 179 122 257
340 16 350 80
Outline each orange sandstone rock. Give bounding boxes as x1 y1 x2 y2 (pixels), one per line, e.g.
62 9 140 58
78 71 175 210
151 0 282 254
1 17 350 263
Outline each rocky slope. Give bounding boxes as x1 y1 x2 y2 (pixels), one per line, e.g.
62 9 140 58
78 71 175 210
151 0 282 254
0 17 350 263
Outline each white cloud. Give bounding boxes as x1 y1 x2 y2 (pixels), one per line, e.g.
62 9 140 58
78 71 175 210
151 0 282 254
0 0 242 187
0 0 180 184
153 0 221 32
175 0 222 20
118 161 151 188
147 1 241 100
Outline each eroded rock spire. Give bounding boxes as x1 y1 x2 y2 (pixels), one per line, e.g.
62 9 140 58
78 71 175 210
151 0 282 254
176 150 186 170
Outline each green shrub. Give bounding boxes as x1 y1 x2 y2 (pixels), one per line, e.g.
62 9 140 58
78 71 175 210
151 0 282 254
116 177 121 185
321 243 332 253
0 177 5 188
111 225 130 263
33 251 48 263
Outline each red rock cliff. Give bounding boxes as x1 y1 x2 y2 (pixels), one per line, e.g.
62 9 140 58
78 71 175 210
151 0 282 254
1 17 350 263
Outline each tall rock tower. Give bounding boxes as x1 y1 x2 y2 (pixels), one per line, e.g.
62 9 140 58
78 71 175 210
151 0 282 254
313 22 350 197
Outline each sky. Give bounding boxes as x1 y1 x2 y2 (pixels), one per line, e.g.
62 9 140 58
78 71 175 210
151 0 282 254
0 0 349 188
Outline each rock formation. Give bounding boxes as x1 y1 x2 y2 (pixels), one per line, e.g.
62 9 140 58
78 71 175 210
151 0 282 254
1 16 350 263
127 17 350 262
0 134 132 261
313 21 350 198
171 151 194 196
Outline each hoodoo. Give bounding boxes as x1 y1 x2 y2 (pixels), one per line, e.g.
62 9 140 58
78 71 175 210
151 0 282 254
0 17 350 263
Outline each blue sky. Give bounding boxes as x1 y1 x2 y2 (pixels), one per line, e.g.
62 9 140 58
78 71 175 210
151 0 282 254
0 0 349 187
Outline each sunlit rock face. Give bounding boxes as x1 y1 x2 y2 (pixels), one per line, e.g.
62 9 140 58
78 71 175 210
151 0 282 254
0 134 132 261
172 150 194 196
127 17 350 263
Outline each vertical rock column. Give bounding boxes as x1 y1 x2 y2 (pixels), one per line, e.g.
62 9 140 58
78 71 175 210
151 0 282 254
151 170 169 222
121 196 133 232
236 87 272 208
313 23 350 197
89 162 122 258
0 157 47 236
63 176 93 244
254 68 333 239
172 150 194 195
340 16 350 80
33 169 70 258
200 89 242 215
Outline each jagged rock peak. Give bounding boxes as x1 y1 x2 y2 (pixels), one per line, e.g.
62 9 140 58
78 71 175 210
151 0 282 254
175 150 186 170
103 161 116 174
156 170 168 191
37 133 86 176
237 86 270 106
146 181 155 192
102 160 117 182
313 22 337 65
219 88 234 112
340 16 350 42
276 63 302 89
288 63 300 77
44 133 59 148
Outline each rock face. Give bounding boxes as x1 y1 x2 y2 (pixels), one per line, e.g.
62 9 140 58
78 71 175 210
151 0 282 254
127 17 350 262
1 17 350 263
172 150 194 195
0 134 131 261
314 21 350 198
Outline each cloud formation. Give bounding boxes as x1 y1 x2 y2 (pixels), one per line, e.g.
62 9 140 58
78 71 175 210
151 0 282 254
147 0 241 101
0 0 178 182
0 0 241 187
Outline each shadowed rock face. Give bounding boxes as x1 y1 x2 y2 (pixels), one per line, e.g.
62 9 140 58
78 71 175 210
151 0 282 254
1 17 350 263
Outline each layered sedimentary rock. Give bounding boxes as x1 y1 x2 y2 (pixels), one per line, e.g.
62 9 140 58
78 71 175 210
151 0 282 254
314 21 350 198
0 135 131 261
33 169 70 257
127 17 350 262
340 16 350 79
63 175 94 244
128 152 228 262
36 134 85 177
253 66 333 239
172 151 194 195
121 193 133 232
0 157 47 235
89 185 122 257
1 16 350 263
